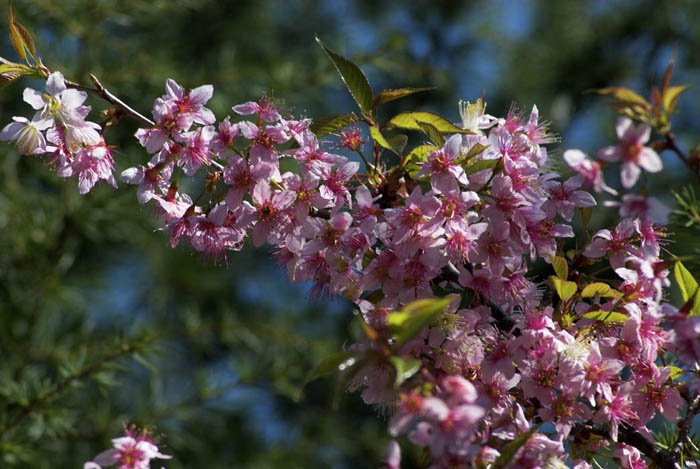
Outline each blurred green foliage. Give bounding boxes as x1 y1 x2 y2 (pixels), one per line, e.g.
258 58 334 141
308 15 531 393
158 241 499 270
1 1 700 467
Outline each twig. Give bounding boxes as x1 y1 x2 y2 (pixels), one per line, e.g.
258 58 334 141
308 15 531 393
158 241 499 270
665 132 700 183
64 74 155 127
0 343 139 440
572 422 678 468
673 392 700 460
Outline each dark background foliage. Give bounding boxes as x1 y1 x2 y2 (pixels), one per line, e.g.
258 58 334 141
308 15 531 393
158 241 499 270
1 1 699 467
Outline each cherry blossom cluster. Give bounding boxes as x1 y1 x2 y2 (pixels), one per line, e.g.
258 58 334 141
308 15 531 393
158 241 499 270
0 72 117 194
3 71 698 468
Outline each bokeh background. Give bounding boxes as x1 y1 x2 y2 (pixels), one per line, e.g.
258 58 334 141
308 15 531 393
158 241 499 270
1 1 699 467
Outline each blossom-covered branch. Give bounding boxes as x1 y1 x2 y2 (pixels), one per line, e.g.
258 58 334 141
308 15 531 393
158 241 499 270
2 12 700 468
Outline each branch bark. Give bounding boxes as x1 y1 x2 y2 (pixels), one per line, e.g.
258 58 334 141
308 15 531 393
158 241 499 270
665 132 700 183
673 391 700 461
64 74 155 127
572 422 678 468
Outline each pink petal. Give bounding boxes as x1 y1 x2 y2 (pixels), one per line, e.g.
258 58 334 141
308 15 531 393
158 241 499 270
638 148 662 172
165 78 184 100
232 102 259 115
615 117 633 140
189 84 213 105
46 72 67 96
620 161 641 189
23 88 45 110
597 145 622 162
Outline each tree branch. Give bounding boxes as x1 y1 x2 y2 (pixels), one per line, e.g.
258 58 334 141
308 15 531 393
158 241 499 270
0 343 142 440
64 74 155 127
673 391 700 460
572 422 678 468
665 132 700 183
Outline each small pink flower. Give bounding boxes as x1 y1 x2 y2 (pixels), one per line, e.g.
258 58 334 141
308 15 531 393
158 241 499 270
584 218 637 269
563 149 617 195
335 124 365 152
598 117 662 189
233 96 282 122
57 138 118 194
173 125 215 176
542 176 596 221
416 134 468 194
163 78 216 129
604 194 670 225
0 116 54 155
84 428 171 469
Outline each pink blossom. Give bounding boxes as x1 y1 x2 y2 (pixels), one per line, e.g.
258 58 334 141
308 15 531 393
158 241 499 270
173 125 215 176
162 78 216 129
584 218 637 269
594 385 637 441
121 162 173 204
242 181 296 247
0 116 54 155
563 149 617 195
670 316 700 366
542 176 596 221
631 367 684 424
615 445 649 469
384 187 441 244
57 139 118 194
232 96 282 122
598 117 662 189
84 429 171 469
416 134 468 194
604 194 670 225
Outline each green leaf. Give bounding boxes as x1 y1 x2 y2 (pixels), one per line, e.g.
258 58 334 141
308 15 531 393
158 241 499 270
591 87 651 109
583 310 629 323
578 206 593 231
389 356 421 388
668 365 684 381
550 276 577 301
371 87 435 109
316 36 373 115
683 288 700 318
370 126 399 155
455 143 489 164
0 70 25 88
417 121 444 146
388 297 454 347
663 84 690 114
364 289 384 305
310 113 357 138
0 62 31 74
493 426 539 468
14 22 35 60
403 144 436 178
550 256 568 280
464 158 499 175
389 112 471 134
303 350 365 386
7 0 36 63
8 1 31 63
580 282 623 299
674 260 699 302
385 133 408 155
